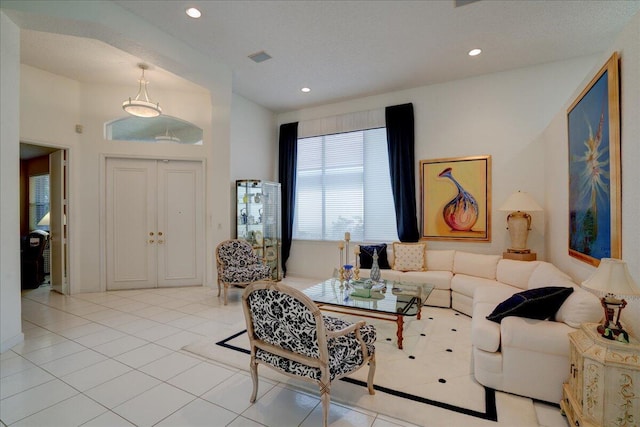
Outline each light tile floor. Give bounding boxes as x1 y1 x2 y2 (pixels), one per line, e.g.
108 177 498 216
1 280 569 427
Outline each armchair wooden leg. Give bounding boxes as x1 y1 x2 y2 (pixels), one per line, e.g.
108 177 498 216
224 284 228 305
320 388 330 427
367 354 376 395
217 279 221 297
249 358 258 403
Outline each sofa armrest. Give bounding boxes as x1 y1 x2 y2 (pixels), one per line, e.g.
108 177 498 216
501 317 573 356
472 301 502 352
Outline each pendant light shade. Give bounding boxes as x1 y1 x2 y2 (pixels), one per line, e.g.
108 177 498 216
122 64 162 118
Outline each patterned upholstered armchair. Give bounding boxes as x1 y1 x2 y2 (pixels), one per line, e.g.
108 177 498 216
216 239 272 305
241 281 376 427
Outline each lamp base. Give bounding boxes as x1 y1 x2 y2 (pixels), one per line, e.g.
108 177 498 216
506 248 531 254
597 296 630 343
506 211 532 253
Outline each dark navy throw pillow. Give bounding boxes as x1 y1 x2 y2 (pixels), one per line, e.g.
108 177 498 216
359 244 390 269
486 286 574 323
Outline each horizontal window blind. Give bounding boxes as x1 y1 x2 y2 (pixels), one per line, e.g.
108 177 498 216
294 128 398 242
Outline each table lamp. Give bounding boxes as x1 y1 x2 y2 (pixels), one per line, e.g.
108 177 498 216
582 258 640 342
498 191 543 253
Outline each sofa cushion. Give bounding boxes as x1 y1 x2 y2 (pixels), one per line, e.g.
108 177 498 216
426 250 455 272
501 316 573 356
401 270 453 290
358 244 390 269
496 259 541 290
359 268 402 282
451 274 507 299
486 286 574 323
527 262 574 289
554 286 602 328
392 242 426 272
453 251 501 280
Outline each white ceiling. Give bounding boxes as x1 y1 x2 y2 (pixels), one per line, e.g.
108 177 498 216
18 0 640 113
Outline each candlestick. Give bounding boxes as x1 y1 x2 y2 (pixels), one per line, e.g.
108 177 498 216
344 232 350 241
345 241 349 266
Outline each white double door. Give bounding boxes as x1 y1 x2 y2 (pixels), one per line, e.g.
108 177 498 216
106 158 204 290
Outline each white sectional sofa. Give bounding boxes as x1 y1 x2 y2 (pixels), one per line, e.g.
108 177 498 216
359 245 602 403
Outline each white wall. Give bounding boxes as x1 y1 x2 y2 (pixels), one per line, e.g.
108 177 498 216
543 12 640 335
229 94 278 234
231 94 278 182
1 2 234 351
278 55 599 279
0 11 24 352
19 65 218 293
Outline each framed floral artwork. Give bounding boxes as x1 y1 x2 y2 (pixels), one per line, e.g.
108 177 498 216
567 52 621 266
420 155 491 241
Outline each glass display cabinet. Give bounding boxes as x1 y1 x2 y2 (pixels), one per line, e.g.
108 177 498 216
236 180 282 280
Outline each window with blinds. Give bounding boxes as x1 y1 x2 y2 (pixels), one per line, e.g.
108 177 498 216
294 128 398 242
29 174 50 231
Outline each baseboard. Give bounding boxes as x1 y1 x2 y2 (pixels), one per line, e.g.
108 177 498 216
1 331 24 353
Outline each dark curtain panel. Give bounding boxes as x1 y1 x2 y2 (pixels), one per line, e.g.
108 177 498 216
386 103 420 242
278 122 299 276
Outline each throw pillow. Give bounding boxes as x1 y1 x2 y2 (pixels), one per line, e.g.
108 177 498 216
392 242 426 272
359 244 390 269
486 286 574 323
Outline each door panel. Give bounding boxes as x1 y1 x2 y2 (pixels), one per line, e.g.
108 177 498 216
106 158 204 290
106 158 157 289
49 150 67 294
157 160 203 287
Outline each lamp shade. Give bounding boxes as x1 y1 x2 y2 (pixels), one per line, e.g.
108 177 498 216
498 191 543 212
582 258 640 300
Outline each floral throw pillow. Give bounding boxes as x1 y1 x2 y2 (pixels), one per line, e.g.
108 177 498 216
392 242 426 271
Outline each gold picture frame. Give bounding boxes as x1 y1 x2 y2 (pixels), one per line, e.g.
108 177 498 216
567 52 621 266
420 155 491 241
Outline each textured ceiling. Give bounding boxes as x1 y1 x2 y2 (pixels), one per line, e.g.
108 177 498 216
17 0 640 113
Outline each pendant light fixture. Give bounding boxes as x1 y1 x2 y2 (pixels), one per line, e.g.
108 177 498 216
122 63 162 118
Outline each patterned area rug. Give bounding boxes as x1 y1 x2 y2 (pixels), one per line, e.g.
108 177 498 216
184 305 498 425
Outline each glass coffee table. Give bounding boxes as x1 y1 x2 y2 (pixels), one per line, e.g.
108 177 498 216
303 278 434 349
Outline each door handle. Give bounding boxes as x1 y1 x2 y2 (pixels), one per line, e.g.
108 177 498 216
149 239 155 244
158 232 164 236
158 240 164 244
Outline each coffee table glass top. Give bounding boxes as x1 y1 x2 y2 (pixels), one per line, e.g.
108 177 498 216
303 278 434 316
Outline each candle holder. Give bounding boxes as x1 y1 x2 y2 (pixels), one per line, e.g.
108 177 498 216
343 264 354 284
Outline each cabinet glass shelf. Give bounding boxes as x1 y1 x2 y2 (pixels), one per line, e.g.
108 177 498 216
236 180 282 280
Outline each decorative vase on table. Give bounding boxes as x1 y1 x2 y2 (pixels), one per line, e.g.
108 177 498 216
343 264 353 283
438 167 479 231
370 249 381 282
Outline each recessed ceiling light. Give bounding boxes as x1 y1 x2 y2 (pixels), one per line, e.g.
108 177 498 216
301 87 311 93
186 7 202 18
468 48 482 57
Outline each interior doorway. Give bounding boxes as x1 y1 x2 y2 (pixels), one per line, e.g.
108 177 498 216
20 143 70 294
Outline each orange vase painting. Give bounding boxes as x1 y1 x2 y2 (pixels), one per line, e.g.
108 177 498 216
420 156 491 241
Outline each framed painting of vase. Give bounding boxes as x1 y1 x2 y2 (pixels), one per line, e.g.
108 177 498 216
567 52 621 266
420 155 491 241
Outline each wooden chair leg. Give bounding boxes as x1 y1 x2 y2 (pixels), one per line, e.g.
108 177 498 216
224 283 228 305
367 354 376 395
320 388 330 427
217 279 221 297
249 358 258 403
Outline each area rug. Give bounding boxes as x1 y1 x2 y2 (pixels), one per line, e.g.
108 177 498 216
183 305 498 425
